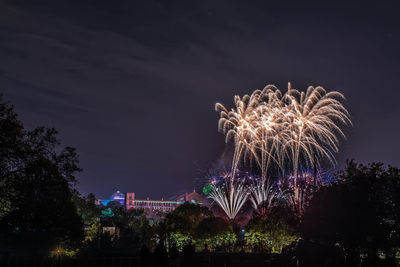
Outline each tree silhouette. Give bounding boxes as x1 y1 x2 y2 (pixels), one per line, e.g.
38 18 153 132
301 160 400 266
0 95 83 257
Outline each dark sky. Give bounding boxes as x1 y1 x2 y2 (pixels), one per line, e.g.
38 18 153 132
1 1 400 199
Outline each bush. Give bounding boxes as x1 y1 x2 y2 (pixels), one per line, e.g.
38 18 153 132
245 216 298 253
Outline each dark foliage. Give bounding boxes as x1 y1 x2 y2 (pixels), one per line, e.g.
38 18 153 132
195 217 232 239
0 95 83 257
301 160 400 265
162 202 213 236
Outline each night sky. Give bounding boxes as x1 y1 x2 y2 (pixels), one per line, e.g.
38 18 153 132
1 1 400 199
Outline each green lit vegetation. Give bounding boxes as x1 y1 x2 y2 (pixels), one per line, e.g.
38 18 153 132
49 247 78 258
245 216 298 253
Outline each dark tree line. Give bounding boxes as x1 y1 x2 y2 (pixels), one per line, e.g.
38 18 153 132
0 95 83 257
298 160 400 266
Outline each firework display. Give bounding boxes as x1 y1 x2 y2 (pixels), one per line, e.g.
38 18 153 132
249 179 286 216
209 83 351 219
216 83 351 179
208 179 249 219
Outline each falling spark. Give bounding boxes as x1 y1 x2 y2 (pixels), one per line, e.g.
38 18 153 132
249 178 286 216
215 83 351 183
215 92 261 179
208 179 249 220
283 83 352 186
215 83 351 215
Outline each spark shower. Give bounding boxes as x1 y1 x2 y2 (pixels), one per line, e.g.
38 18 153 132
208 83 351 219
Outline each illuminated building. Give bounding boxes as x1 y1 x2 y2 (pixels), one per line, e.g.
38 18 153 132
97 189 207 214
125 192 184 212
176 189 208 205
96 191 125 206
